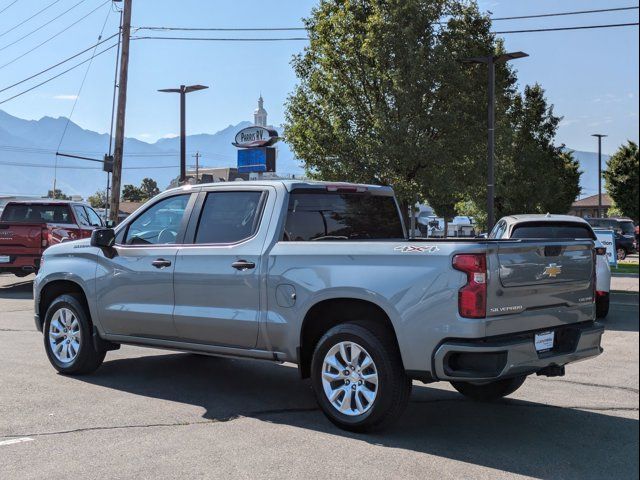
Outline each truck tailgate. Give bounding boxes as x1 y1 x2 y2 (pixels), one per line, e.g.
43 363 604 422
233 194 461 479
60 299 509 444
488 240 594 316
0 223 44 256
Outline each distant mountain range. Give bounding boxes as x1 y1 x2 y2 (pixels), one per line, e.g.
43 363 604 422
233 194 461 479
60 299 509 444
0 109 608 200
0 110 303 198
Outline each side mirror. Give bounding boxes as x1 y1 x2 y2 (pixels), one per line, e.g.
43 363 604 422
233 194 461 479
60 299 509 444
104 220 115 228
91 228 115 248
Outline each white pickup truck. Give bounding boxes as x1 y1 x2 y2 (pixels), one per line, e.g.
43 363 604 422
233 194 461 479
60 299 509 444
34 181 604 431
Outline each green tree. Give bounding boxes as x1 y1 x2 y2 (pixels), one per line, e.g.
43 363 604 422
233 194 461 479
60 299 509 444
604 141 639 222
122 184 144 202
45 189 71 200
140 178 160 199
88 190 107 208
285 0 503 223
463 84 581 224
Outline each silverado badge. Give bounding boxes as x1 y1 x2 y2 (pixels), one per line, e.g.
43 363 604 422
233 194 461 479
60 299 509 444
543 263 562 278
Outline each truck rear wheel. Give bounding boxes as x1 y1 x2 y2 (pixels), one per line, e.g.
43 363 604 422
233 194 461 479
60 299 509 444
310 322 411 432
451 375 526 401
43 294 106 375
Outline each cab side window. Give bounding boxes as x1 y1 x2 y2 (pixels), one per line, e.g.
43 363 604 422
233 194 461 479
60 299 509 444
194 191 265 244
490 220 507 239
73 206 90 227
85 207 103 227
124 195 190 245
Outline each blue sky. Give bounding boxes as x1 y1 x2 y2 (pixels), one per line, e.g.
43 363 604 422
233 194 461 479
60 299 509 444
0 0 638 155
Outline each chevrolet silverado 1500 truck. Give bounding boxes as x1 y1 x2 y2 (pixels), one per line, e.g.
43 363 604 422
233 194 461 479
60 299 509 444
0 200 103 276
33 181 603 431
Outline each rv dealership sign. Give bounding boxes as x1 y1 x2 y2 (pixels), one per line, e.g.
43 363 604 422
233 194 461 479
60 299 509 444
233 126 279 148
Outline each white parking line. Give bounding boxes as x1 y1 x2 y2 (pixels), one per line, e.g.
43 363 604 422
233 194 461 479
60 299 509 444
0 437 33 446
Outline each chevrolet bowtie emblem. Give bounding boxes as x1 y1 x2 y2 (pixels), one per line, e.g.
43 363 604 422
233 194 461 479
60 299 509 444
543 263 562 278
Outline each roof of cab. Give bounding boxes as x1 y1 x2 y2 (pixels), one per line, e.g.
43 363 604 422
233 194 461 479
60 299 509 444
166 180 395 195
501 214 590 225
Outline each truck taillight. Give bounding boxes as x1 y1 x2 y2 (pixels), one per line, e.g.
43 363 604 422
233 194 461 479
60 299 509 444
595 247 606 256
41 228 48 248
453 253 487 318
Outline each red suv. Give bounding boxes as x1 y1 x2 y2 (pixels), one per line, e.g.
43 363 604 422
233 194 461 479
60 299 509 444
0 200 103 276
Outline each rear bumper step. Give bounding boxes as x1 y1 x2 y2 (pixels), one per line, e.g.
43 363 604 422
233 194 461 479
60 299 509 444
433 322 604 381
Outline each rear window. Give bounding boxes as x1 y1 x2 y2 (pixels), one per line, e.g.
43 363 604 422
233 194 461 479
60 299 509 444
283 192 404 241
1 204 73 224
619 221 635 235
511 222 595 240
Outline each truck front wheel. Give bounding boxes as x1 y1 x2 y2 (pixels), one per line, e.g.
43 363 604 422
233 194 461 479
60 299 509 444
43 294 106 375
451 375 526 401
310 322 411 432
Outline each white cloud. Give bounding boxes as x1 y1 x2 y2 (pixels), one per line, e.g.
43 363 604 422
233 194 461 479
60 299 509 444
53 94 78 100
161 133 178 139
136 133 153 139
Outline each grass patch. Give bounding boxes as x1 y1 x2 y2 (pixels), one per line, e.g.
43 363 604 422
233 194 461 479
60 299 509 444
612 263 640 275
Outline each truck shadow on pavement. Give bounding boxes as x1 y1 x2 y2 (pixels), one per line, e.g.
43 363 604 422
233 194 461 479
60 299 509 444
77 352 638 480
0 279 33 300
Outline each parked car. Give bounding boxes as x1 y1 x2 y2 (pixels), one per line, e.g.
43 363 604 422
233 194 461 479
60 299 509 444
585 217 637 260
489 214 611 318
34 181 603 432
0 200 103 276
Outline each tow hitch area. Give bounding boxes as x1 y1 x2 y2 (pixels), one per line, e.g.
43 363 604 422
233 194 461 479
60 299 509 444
537 365 565 377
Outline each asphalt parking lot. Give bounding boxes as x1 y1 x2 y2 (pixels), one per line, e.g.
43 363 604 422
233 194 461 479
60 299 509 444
0 274 638 480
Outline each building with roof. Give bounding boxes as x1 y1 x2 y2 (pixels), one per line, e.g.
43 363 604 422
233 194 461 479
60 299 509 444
568 193 612 218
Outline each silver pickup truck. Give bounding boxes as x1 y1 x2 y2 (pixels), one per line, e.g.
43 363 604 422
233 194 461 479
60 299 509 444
34 180 604 431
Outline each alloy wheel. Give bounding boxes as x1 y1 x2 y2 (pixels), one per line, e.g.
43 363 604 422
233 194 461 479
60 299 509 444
48 307 81 364
321 341 379 416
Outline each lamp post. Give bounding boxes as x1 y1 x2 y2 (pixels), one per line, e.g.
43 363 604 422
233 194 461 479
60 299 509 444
591 134 607 218
158 84 209 183
461 51 529 231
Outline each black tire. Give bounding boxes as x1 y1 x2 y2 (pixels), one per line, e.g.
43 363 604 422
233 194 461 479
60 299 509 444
596 294 610 319
310 322 411 432
451 375 526 402
617 248 627 261
43 294 106 375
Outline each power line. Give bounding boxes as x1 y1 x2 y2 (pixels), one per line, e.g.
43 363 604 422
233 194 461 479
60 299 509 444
0 161 179 170
134 5 640 32
0 0 20 15
0 42 118 105
132 21 640 42
493 22 639 34
0 33 118 94
0 0 89 53
0 145 186 157
56 6 112 153
132 36 308 42
0 0 111 70
490 5 639 21
0 0 62 39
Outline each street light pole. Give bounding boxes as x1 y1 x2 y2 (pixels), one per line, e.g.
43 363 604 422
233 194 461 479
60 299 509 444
158 84 209 184
592 134 607 218
461 51 529 231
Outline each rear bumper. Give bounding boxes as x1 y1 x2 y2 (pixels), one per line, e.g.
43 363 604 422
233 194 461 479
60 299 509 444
0 254 40 273
433 321 604 381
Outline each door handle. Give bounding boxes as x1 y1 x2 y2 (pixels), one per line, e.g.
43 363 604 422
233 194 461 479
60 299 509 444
151 258 172 269
231 260 255 271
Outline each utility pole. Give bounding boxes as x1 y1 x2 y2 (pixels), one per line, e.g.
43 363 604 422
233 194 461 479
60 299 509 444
193 151 201 183
461 51 529 231
109 0 132 225
592 134 607 218
158 84 208 184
